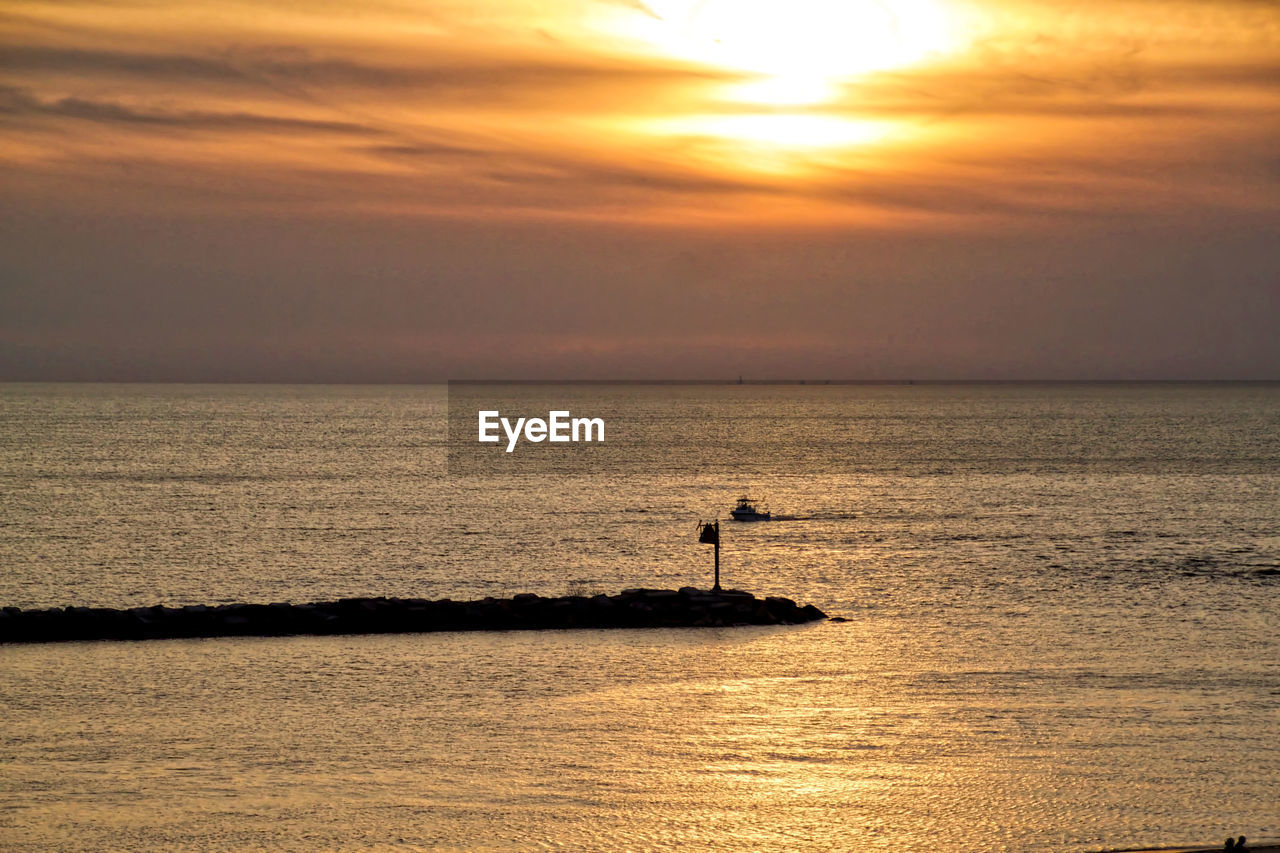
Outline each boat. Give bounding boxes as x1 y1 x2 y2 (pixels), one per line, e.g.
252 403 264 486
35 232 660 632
729 495 771 522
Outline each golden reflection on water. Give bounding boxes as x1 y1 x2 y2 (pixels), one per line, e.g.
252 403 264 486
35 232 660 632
3 386 1279 849
4 532 1277 850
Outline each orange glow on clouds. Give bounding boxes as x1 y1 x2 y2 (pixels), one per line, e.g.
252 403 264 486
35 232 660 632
0 0 1276 224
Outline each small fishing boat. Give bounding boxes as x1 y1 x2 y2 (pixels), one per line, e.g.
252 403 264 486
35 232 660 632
729 495 771 522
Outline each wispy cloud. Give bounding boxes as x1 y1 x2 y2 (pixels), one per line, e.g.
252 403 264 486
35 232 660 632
0 85 378 134
1 43 731 98
1 0 1276 224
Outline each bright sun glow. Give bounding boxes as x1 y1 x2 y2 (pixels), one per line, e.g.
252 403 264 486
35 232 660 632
612 0 960 161
635 0 957 105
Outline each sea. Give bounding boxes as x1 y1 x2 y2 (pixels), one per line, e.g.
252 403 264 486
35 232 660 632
1 382 1277 852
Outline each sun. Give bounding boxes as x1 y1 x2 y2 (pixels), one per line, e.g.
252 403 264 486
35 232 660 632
633 0 957 105
599 0 961 164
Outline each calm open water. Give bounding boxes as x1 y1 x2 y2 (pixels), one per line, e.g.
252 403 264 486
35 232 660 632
1 382 1277 851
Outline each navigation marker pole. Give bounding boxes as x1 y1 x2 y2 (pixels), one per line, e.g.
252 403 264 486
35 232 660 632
698 520 721 592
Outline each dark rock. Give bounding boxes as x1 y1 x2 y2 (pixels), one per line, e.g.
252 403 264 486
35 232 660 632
0 588 828 644
799 604 828 620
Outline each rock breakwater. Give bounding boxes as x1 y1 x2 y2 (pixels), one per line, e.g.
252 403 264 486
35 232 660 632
1 588 828 644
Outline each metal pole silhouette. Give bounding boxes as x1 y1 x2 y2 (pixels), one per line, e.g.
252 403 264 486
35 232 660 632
698 520 721 591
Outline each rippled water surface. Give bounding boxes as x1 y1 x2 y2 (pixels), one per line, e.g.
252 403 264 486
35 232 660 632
1 383 1278 851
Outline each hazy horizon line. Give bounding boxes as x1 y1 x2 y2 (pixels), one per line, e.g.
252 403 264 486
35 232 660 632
4 378 1278 387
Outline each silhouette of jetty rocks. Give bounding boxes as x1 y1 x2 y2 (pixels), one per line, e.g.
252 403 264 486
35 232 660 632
1 588 828 644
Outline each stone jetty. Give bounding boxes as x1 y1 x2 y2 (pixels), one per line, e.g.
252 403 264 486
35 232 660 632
1 588 828 644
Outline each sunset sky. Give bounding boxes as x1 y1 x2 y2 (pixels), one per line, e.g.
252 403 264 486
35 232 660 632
2 0 1277 380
